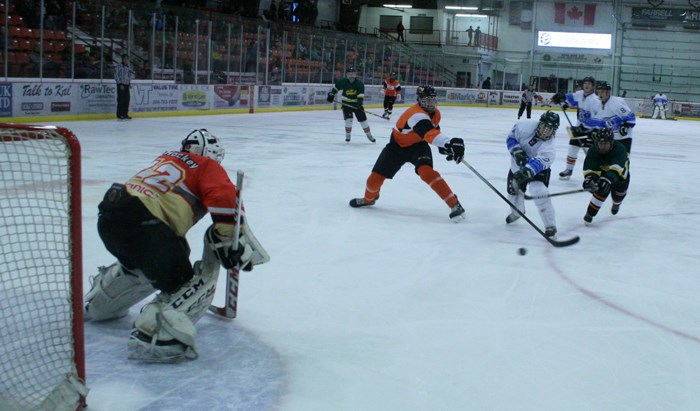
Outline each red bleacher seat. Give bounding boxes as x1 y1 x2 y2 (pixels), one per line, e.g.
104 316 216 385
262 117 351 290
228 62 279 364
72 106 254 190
9 15 24 26
8 26 21 38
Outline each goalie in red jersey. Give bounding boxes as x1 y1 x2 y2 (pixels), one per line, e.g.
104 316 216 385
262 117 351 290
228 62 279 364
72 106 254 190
84 129 268 362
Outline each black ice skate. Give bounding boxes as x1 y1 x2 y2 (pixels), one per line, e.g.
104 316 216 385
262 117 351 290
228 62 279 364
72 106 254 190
559 169 573 180
611 203 620 215
349 196 378 208
449 202 466 222
506 212 521 224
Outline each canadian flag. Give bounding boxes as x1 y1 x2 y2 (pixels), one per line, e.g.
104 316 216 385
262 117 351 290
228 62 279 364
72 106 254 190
554 3 596 26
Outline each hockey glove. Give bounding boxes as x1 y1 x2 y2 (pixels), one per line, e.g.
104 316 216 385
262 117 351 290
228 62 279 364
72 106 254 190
511 146 528 167
619 122 630 137
582 175 599 192
595 176 612 197
326 93 335 103
206 226 246 270
551 92 566 105
570 125 589 137
513 166 535 185
443 138 465 163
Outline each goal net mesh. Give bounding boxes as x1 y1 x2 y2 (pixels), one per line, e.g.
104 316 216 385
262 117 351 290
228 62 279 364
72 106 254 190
0 125 87 411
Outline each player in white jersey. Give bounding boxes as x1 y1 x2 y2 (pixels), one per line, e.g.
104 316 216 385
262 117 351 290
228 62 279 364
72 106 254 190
652 92 668 119
551 76 599 180
505 111 560 238
583 81 636 154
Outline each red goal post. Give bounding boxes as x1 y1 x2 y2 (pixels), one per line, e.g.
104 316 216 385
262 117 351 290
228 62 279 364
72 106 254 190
0 124 87 410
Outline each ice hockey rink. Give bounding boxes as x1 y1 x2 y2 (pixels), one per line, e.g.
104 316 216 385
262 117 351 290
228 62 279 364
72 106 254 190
46 104 700 410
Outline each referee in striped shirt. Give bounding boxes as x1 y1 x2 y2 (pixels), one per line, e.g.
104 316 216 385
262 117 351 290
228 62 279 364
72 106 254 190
115 54 134 120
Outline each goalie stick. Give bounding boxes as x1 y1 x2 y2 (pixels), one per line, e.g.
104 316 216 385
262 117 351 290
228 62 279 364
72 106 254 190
336 99 390 121
209 169 244 318
461 160 580 248
524 188 585 200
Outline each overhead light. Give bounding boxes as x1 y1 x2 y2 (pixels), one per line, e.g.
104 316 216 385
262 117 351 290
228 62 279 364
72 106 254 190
383 4 412 7
445 6 478 10
455 13 488 17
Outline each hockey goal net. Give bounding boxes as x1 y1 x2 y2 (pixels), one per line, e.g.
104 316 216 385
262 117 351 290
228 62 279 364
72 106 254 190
0 124 87 410
639 98 677 120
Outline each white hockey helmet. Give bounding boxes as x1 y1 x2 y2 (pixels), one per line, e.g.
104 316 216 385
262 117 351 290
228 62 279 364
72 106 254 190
181 129 225 163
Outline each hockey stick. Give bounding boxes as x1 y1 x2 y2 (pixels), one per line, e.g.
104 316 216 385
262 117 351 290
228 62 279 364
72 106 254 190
461 160 580 247
209 169 245 318
560 108 591 153
524 188 585 200
337 99 390 121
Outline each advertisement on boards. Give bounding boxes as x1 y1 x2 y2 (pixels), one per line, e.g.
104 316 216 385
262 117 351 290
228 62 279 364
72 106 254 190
0 83 12 117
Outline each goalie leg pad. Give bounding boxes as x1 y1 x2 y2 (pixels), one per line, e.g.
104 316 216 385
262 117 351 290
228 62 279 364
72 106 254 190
128 304 198 363
127 262 218 362
84 262 155 321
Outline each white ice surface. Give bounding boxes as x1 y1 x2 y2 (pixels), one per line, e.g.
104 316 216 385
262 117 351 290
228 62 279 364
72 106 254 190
46 106 700 410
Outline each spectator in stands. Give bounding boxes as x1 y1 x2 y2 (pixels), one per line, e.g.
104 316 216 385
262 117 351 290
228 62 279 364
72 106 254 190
466 26 474 46
397 22 405 42
482 77 491 89
246 40 257 72
474 26 482 47
46 0 65 30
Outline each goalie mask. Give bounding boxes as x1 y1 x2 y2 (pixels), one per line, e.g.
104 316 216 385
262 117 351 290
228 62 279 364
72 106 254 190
181 129 225 163
591 127 614 154
536 111 560 141
416 85 438 113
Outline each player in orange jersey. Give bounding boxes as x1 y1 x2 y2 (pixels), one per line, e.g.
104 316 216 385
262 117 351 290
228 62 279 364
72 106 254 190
349 85 467 222
382 72 402 119
85 129 268 362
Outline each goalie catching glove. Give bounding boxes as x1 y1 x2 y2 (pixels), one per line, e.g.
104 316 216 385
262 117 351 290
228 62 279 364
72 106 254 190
205 225 252 271
439 138 465 163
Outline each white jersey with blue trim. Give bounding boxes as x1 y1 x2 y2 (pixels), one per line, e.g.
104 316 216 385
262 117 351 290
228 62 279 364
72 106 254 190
584 96 636 141
564 90 599 125
653 93 668 107
506 119 556 175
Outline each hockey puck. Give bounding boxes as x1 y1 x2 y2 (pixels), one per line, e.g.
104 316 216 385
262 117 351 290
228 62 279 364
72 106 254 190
518 247 527 256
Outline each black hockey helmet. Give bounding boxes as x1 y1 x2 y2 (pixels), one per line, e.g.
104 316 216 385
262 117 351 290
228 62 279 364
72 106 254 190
591 127 614 153
346 66 357 81
582 76 596 85
416 85 438 112
597 81 611 90
536 110 560 141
